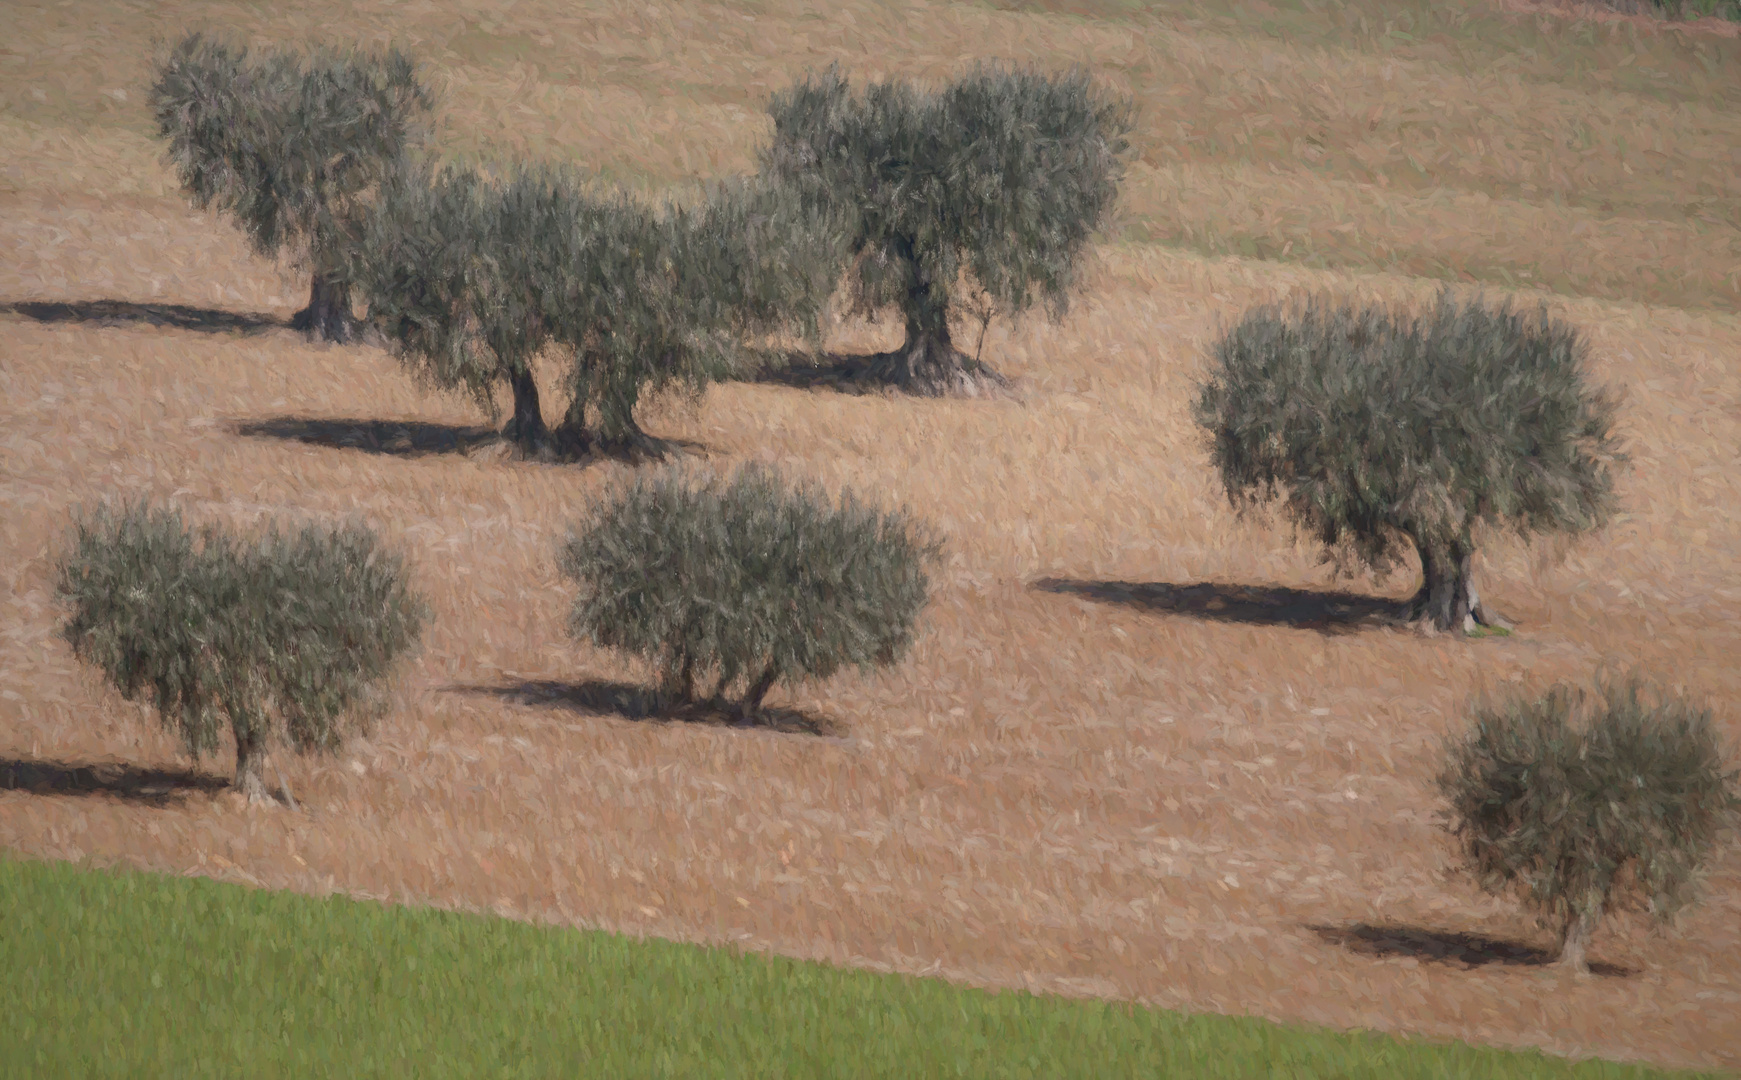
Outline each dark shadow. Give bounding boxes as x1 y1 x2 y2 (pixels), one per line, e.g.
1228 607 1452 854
742 350 899 396
580 433 711 464
1033 578 1408 636
0 757 231 806
237 416 709 464
447 679 835 737
1308 923 1634 978
742 349 1015 398
2 299 286 335
234 416 503 457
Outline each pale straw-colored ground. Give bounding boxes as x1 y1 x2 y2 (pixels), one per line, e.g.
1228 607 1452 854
3 0 1739 1071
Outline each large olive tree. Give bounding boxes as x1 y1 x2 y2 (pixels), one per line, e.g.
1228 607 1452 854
1194 290 1623 634
762 63 1132 394
149 33 432 342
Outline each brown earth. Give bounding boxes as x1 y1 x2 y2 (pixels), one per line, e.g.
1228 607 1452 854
3 0 1741 1073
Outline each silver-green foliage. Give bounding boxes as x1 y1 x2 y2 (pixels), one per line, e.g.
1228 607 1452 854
1438 679 1738 970
559 465 941 715
763 63 1132 371
54 502 427 795
356 161 845 452
149 33 431 293
1193 289 1622 630
351 161 564 426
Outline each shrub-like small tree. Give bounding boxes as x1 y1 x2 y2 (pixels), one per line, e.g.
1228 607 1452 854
1438 678 1738 975
149 32 432 342
1193 290 1623 634
55 502 428 803
763 63 1133 394
559 464 941 720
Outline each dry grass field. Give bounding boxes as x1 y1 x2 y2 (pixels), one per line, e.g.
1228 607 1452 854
3 0 1740 1071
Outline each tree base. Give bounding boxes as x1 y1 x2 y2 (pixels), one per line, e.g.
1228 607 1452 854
593 428 684 463
233 762 274 806
860 342 1015 398
499 415 559 462
289 275 361 344
289 306 362 344
1405 584 1511 636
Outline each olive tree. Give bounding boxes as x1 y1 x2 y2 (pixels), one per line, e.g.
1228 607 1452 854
149 33 432 342
1438 679 1738 975
55 502 427 803
1193 290 1623 634
549 175 848 456
351 161 576 456
762 63 1133 394
559 464 941 720
356 161 844 458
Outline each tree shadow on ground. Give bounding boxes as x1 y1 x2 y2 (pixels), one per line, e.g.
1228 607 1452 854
743 350 903 395
236 416 710 464
1033 578 1408 636
1307 923 1634 977
743 349 1016 398
2 299 286 335
234 416 504 458
0 756 231 807
447 679 836 737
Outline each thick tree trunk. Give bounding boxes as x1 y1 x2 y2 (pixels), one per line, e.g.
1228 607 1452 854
551 394 592 459
738 665 780 723
1557 908 1598 976
591 384 673 461
1407 537 1508 634
289 273 359 343
850 248 1009 396
233 728 270 805
875 284 1009 397
661 654 696 707
500 367 552 457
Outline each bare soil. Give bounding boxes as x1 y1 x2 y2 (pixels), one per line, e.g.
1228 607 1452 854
3 0 1740 1072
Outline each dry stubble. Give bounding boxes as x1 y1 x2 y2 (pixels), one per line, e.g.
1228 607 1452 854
3 0 1740 1072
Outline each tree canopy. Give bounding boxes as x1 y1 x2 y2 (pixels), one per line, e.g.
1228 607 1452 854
56 502 427 803
763 62 1132 393
1193 289 1623 633
1438 678 1738 974
149 32 432 341
354 161 844 458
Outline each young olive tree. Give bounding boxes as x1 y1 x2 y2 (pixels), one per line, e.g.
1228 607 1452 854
762 63 1133 394
1193 290 1623 634
559 464 941 720
149 33 432 342
55 502 427 803
1438 679 1738 975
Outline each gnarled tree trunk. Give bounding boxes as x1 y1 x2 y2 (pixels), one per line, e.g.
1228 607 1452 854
500 367 552 457
737 664 780 724
865 250 1008 397
289 273 359 343
551 392 592 459
1407 535 1508 634
233 728 270 804
1557 908 1599 976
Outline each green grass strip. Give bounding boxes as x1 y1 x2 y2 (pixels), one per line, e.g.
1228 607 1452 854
0 854 1713 1078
